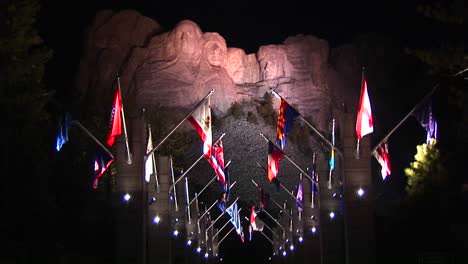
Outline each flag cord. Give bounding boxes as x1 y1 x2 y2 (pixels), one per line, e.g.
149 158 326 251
147 89 214 158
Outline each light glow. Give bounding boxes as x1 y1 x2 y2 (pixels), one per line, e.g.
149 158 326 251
289 244 295 251
357 188 365 197
329 211 335 219
298 236 303 243
173 230 179 237
186 240 192 246
311 227 317 233
123 193 131 202
196 247 201 253
153 215 161 224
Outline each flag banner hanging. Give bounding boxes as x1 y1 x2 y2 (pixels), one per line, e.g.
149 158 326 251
217 167 231 212
250 206 264 231
93 146 114 189
267 141 285 182
188 97 212 157
106 86 123 147
145 126 156 183
356 75 374 140
413 98 438 145
373 141 391 180
296 182 303 212
276 98 299 150
205 138 226 186
56 112 73 152
226 202 244 242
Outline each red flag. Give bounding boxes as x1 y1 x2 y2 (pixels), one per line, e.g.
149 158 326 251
267 141 284 182
356 76 374 140
93 146 114 189
188 97 212 157
373 141 391 180
106 86 123 146
206 139 226 185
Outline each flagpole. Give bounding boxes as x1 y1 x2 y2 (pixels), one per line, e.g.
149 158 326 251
370 83 439 154
214 218 233 238
328 119 335 189
169 156 178 212
146 89 214 158
260 221 281 239
169 133 225 194
260 133 317 185
184 176 191 224
243 216 274 245
271 89 342 158
218 227 236 247
188 160 232 207
250 179 293 219
72 120 114 159
117 77 132 164
311 152 316 209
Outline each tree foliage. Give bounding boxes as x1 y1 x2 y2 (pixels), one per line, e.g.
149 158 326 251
404 141 447 198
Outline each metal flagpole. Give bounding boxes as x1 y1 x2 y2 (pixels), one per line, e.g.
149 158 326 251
184 176 191 224
218 227 235 246
244 216 274 245
260 133 317 184
169 133 226 194
117 77 132 164
170 156 178 212
146 89 214 158
271 89 342 158
214 218 233 238
206 197 240 232
72 121 114 159
188 160 232 206
370 68 466 154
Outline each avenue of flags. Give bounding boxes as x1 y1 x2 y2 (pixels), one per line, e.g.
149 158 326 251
53 67 444 258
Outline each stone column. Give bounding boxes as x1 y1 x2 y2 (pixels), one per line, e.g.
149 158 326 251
342 113 375 264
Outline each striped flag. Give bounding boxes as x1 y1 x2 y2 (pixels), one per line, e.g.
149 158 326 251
93 146 114 189
276 98 299 149
106 86 123 147
373 141 391 180
267 141 284 182
188 97 212 157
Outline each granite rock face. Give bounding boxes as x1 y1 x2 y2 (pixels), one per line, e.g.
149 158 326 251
77 10 361 131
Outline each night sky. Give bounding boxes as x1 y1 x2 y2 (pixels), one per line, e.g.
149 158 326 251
27 0 467 263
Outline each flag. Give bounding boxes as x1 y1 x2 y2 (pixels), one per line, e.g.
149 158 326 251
414 98 438 145
328 119 335 189
296 182 303 212
276 98 299 149
267 141 284 182
106 86 123 146
250 206 264 231
373 141 391 180
356 74 374 140
226 202 244 242
145 126 157 183
56 112 72 152
217 167 231 212
206 138 226 186
188 97 212 157
93 146 114 189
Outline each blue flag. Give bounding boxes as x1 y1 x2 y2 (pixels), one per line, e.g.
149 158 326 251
55 112 72 152
414 98 438 144
296 182 303 212
93 146 114 189
276 98 299 150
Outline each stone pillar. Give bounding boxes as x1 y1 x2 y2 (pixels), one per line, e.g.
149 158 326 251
147 156 172 264
114 115 146 264
342 113 375 264
318 151 345 264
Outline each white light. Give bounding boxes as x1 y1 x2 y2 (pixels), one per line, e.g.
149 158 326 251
329 212 335 219
289 244 295 251
123 193 131 202
268 257 271 260
173 230 178 237
196 247 201 253
311 227 317 233
298 236 303 243
220 258 223 261
357 188 365 197
204 253 209 259
153 216 161 224
186 240 192 246
175 218 179 222
282 251 287 257
285 239 289 243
